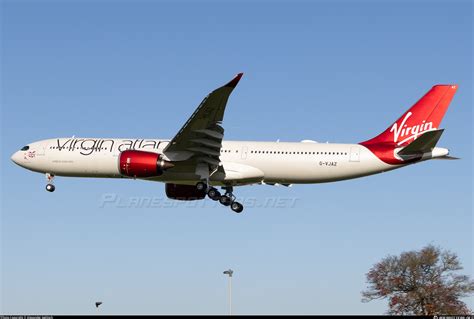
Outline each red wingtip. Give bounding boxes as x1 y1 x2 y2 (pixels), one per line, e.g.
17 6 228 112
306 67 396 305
225 73 244 88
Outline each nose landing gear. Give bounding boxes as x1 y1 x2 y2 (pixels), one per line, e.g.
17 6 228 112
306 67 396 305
46 173 55 192
195 182 244 213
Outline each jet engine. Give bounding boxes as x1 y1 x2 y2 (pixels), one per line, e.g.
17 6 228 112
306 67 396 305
165 183 206 201
119 150 174 178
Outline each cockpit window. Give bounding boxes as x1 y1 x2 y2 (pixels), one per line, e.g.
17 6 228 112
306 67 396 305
21 146 29 151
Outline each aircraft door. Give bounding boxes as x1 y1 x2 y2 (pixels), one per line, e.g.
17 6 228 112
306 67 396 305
241 146 248 160
350 146 360 162
38 141 48 156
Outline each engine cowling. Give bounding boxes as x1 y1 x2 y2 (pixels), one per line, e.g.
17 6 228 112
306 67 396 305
165 183 206 201
119 150 174 178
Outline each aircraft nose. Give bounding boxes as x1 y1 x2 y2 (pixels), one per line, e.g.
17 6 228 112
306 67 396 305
11 151 22 165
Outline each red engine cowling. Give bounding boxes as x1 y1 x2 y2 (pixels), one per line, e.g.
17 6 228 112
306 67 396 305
119 150 174 178
165 183 206 201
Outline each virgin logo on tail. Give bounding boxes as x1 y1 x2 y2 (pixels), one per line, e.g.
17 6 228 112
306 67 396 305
390 112 435 145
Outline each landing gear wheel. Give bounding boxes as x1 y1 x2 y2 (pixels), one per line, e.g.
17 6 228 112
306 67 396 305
231 201 243 213
45 173 55 192
196 181 207 191
219 195 232 206
207 188 221 201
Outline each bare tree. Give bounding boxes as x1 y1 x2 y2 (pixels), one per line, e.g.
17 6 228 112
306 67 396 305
362 245 474 315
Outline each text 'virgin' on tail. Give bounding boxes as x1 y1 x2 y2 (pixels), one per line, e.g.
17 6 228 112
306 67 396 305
361 84 458 147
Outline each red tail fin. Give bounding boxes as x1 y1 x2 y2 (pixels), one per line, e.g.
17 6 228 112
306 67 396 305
361 85 458 147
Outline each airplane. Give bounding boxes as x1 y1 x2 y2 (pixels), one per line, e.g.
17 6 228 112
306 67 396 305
11 73 459 213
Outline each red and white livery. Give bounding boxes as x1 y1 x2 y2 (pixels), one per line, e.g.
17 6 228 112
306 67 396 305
11 74 459 213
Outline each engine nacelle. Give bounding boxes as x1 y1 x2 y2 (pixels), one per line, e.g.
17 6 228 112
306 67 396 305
165 183 206 201
119 150 174 178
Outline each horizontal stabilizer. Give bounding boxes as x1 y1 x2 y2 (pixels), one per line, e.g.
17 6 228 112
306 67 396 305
397 129 444 156
432 155 460 160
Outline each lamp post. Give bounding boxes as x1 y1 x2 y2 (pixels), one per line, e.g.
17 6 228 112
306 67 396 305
223 269 233 315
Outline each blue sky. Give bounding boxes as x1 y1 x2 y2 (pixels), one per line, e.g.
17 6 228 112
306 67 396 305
1 0 472 314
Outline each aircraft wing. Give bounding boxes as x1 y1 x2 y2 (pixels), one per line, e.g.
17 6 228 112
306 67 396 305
163 73 243 177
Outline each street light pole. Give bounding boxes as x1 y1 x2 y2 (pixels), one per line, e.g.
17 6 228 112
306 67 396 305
229 274 232 315
223 269 234 315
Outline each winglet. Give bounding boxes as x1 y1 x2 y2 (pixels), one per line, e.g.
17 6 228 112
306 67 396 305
225 73 243 88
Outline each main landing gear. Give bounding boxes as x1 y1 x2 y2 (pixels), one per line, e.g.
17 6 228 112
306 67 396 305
45 173 55 192
197 182 244 213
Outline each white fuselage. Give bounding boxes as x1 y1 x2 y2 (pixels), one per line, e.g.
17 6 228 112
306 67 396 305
11 137 402 186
